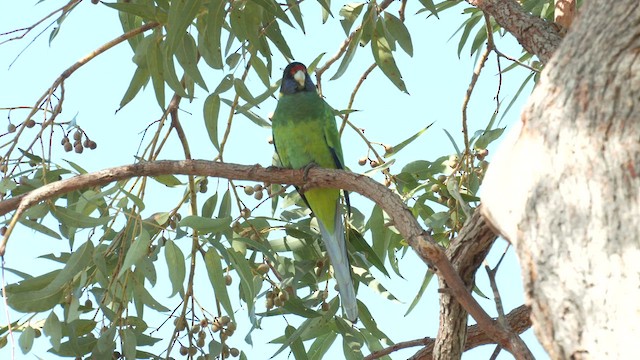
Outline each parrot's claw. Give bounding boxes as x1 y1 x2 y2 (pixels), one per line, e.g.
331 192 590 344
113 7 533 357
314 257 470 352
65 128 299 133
302 162 319 182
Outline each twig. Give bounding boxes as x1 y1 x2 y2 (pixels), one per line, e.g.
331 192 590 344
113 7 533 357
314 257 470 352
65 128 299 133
0 0 81 46
461 20 492 155
485 243 511 326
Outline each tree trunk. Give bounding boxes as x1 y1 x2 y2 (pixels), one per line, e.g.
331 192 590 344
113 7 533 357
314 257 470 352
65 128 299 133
481 1 640 359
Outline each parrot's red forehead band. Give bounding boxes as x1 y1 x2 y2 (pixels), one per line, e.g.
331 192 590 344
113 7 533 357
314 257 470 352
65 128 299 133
290 64 306 75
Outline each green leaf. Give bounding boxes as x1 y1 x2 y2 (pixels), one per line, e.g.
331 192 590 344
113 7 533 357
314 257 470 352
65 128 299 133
264 21 294 59
199 0 226 69
308 332 337 360
162 45 189 97
372 22 407 93
357 268 400 302
179 215 232 233
250 55 271 88
442 128 461 155
383 12 413 56
307 52 326 73
209 339 223 357
446 179 472 217
19 327 35 354
226 53 242 69
52 206 111 229
253 0 292 26
384 122 433 158
104 2 167 22
280 297 322 318
455 11 482 58
218 190 232 218
20 218 61 239
145 32 166 109
286 325 309 360
175 32 208 91
366 205 388 262
474 127 505 150
418 0 439 17
164 240 185 297
336 318 364 360
470 22 489 56
357 301 392 347
117 229 152 279
6 242 94 313
331 30 362 81
122 327 137 359
233 78 259 107
339 3 365 35
405 269 434 316
204 248 235 321
227 250 257 317
348 229 388 276
235 83 279 113
63 160 88 174
44 311 62 351
166 0 202 54
119 66 150 110
201 193 218 219
287 0 305 33
152 174 183 187
359 2 377 46
212 74 234 96
133 280 170 312
203 93 221 150
221 98 271 128
271 318 313 358
315 0 332 17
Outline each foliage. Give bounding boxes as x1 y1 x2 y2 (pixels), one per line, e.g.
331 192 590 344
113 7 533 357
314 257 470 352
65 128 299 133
0 0 559 358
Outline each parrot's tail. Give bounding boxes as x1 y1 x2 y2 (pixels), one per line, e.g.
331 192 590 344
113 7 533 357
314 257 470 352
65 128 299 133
318 203 358 322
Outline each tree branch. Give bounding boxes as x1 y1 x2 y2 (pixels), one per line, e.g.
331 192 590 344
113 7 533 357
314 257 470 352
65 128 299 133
409 305 532 360
467 0 563 63
0 160 523 355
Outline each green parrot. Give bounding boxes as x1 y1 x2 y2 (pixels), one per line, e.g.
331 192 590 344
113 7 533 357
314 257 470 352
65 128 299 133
271 62 358 322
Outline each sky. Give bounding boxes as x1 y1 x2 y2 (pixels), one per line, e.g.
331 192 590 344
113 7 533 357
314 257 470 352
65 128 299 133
0 1 547 359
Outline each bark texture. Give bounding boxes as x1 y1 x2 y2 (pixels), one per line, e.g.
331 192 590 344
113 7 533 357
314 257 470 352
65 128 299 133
433 208 500 359
481 1 640 359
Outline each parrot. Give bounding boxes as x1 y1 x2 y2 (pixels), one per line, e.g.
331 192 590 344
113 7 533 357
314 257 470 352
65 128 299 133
271 62 358 322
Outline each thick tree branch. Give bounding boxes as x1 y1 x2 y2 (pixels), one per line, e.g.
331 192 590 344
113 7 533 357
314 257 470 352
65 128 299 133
467 0 563 63
0 160 524 355
363 305 531 360
433 207 506 359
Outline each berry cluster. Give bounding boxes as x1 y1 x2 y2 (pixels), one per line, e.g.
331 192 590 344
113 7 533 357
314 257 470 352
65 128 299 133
61 128 97 154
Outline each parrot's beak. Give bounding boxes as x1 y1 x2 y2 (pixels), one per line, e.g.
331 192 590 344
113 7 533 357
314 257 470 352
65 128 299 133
293 70 306 89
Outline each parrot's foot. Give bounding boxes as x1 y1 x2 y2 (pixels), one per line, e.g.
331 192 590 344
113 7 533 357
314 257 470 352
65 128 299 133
302 162 319 182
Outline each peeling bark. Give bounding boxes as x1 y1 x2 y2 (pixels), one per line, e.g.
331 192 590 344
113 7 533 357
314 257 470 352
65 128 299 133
482 1 640 358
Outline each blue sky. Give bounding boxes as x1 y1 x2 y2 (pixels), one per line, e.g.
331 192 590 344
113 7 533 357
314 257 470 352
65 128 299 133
0 1 546 359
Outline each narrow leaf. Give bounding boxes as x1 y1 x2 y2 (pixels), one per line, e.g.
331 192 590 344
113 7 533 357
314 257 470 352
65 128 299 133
405 269 434 316
203 93 221 150
384 122 433 158
286 325 309 360
204 248 235 321
179 215 232 233
117 229 152 279
164 240 185 297
372 22 407 93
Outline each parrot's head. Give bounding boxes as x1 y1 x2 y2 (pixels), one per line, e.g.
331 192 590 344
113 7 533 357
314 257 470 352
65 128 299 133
279 62 316 95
